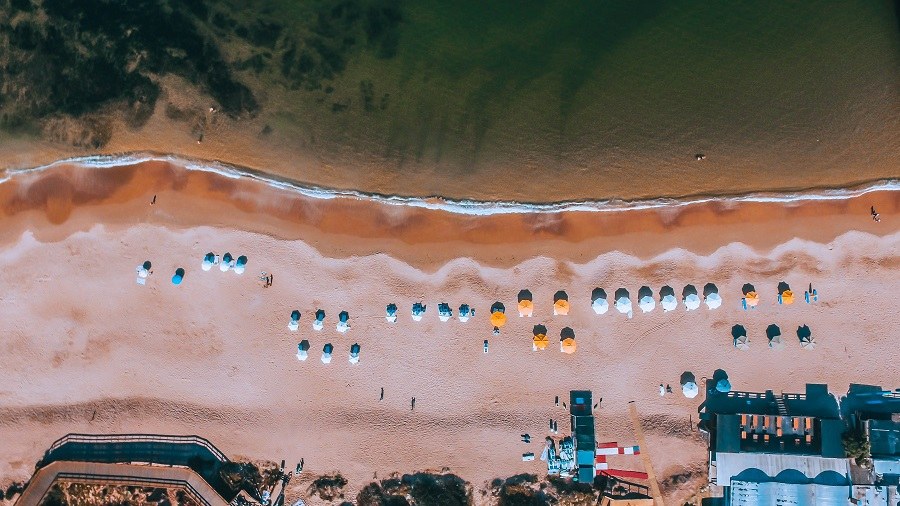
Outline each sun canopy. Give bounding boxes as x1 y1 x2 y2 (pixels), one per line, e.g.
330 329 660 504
554 299 570 315
638 295 656 313
615 296 632 314
745 291 759 306
781 289 794 305
661 294 678 312
684 293 701 311
533 334 549 351
560 337 576 354
716 379 732 393
518 300 534 317
682 381 699 398
592 297 609 315
705 292 722 309
490 311 507 328
769 335 785 349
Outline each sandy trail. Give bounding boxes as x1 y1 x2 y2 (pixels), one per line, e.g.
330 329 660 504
0 162 897 505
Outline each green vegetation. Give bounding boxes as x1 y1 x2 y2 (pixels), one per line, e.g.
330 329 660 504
309 473 348 501
356 472 470 506
842 429 872 467
40 483 201 506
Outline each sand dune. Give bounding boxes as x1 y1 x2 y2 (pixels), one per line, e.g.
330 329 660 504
0 161 897 505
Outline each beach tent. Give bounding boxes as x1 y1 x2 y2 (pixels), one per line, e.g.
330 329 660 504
438 303 452 322
336 311 350 333
321 343 333 364
683 293 701 311
220 253 233 272
518 300 534 317
296 340 310 361
490 311 507 328
385 303 398 323
705 292 722 310
349 343 361 364
780 289 794 305
289 310 301 331
234 255 247 275
591 288 609 315
638 295 656 313
560 337 576 354
682 381 699 399
768 334 784 350
716 379 732 393
797 325 815 350
458 304 472 322
553 299 570 316
171 268 185 285
201 253 215 271
412 302 426 322
745 291 760 307
313 309 325 331
533 333 549 351
661 294 678 312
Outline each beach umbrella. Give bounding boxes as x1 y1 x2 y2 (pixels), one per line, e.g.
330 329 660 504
349 343 361 364
296 340 310 361
661 294 678 312
220 253 233 272
518 299 534 317
553 299 570 316
438 303 452 322
385 303 398 323
638 295 656 313
716 379 732 393
289 310 301 331
682 381 699 399
745 291 759 307
769 334 785 350
458 304 471 322
171 268 185 285
313 309 325 331
234 255 247 275
797 325 815 349
336 311 350 333
684 293 701 311
321 343 333 364
532 333 549 351
201 253 215 271
560 337 576 354
781 290 794 305
734 335 750 350
705 292 722 310
615 296 633 318
490 311 507 328
412 303 426 322
592 297 609 315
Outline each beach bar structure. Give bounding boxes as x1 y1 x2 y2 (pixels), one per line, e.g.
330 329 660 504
699 384 849 503
570 390 596 483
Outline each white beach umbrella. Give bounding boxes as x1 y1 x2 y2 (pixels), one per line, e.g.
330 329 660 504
684 293 701 311
682 381 699 399
201 253 215 271
638 295 656 313
220 253 233 272
734 335 750 351
661 294 678 312
615 296 633 319
233 255 247 275
705 292 722 310
592 298 609 315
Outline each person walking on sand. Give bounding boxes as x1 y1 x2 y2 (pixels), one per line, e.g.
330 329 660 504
872 206 881 222
151 195 156 205
659 384 666 396
380 387 384 401
411 397 415 410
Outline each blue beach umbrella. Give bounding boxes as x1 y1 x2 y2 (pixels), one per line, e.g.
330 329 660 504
171 268 185 285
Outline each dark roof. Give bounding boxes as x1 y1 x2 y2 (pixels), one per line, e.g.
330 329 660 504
570 391 593 416
819 419 846 458
703 384 839 419
716 414 742 453
867 419 900 457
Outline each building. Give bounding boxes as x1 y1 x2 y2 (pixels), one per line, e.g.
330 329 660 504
843 384 900 486
700 384 850 504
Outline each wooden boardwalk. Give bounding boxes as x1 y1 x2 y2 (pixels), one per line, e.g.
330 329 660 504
16 460 231 506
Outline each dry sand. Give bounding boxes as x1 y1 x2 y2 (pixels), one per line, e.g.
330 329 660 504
0 160 897 505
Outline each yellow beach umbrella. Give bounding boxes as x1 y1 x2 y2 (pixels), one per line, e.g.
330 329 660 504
781 290 794 305
533 333 549 351
554 299 570 316
518 299 534 317
490 310 507 328
560 337 576 354
745 291 759 307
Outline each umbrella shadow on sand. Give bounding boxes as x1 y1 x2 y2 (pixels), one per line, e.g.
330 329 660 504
731 324 747 339
703 283 718 297
766 324 781 340
533 324 547 336
638 286 653 300
553 290 568 303
517 289 533 302
680 371 696 385
591 287 607 302
777 281 791 294
660 285 675 298
682 284 699 299
560 327 575 340
615 288 630 300
742 283 755 295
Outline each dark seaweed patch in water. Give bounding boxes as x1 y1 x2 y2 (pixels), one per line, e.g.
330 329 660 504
0 0 257 141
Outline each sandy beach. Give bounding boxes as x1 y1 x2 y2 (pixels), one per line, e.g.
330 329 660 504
0 160 898 505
